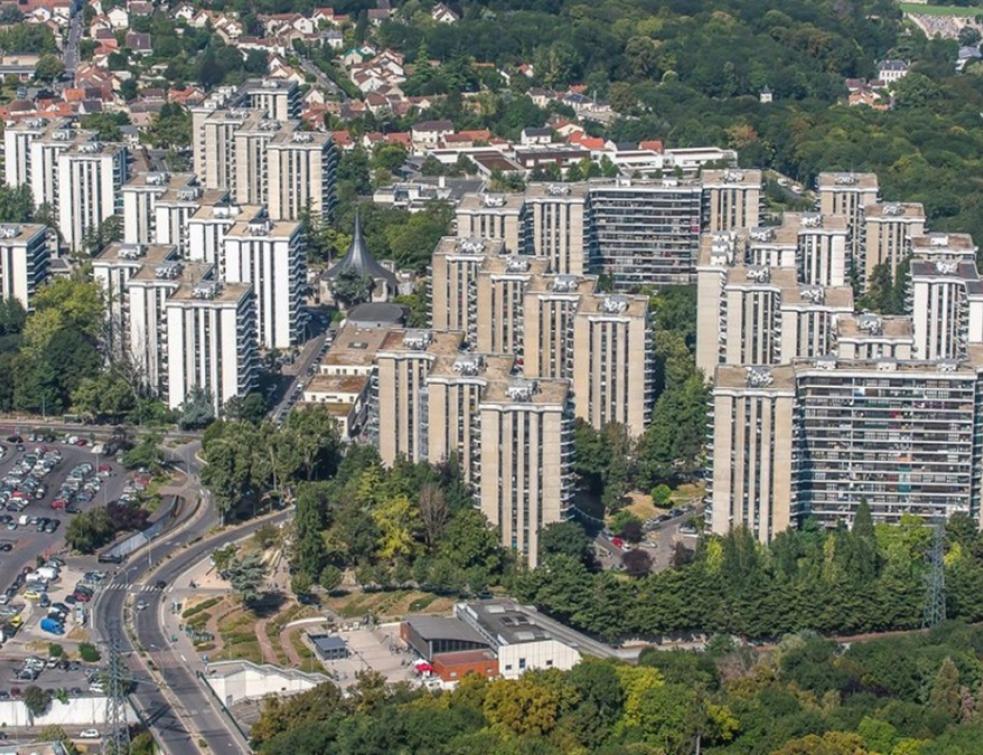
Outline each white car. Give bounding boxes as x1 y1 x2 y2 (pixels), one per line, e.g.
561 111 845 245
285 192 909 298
79 728 100 739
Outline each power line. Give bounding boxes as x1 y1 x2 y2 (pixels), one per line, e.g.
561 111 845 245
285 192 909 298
924 519 946 628
106 624 131 755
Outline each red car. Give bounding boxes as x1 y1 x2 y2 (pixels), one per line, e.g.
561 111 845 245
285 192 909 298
72 591 92 603
73 439 87 447
50 499 66 510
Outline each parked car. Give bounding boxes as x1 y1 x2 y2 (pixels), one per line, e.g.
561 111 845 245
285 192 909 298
79 729 99 739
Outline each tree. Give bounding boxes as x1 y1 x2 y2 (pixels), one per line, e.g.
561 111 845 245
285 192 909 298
121 432 163 472
418 483 449 551
34 54 64 82
372 495 419 561
23 686 51 717
930 657 963 720
483 676 560 736
71 372 136 421
283 405 342 480
226 553 268 604
539 520 594 567
651 484 673 508
331 267 374 308
78 642 100 662
65 508 116 553
623 548 653 578
178 387 216 429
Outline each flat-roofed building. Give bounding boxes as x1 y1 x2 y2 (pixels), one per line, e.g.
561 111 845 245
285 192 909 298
861 202 925 290
3 116 48 189
126 260 213 395
475 254 550 355
123 172 197 245
241 78 300 122
587 177 703 288
522 273 595 380
571 293 653 436
28 120 91 217
717 265 793 367
156 185 228 256
426 352 514 480
202 108 250 191
835 313 914 360
455 193 524 252
187 201 256 278
165 279 258 411
701 168 762 233
476 377 574 567
232 112 279 207
267 129 336 221
222 212 306 349
56 140 128 252
373 329 463 466
910 258 983 361
795 353 983 526
709 364 796 543
430 236 505 345
190 85 241 182
910 232 978 264
817 171 878 271
522 182 588 275
793 212 848 287
779 283 853 360
301 373 371 439
93 242 177 357
0 223 47 312
696 231 745 377
747 223 797 268
319 323 391 377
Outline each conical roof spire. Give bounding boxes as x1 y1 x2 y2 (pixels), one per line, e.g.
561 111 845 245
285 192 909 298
325 210 397 288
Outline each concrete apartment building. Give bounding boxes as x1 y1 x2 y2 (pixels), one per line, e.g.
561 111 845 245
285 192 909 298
455 193 524 252
190 85 240 182
3 116 48 189
165 279 259 411
232 113 279 207
92 242 177 358
861 202 925 289
701 168 762 233
587 177 703 288
909 259 983 361
793 212 848 288
0 223 48 312
709 352 983 540
747 224 797 268
430 236 506 344
835 313 913 360
476 376 574 567
475 253 550 355
122 171 197 245
522 273 595 380
266 129 337 221
126 259 213 396
571 293 653 437
56 140 127 252
187 201 255 278
222 212 306 349
910 232 978 264
156 184 228 256
426 352 514 481
373 329 463 466
241 78 301 122
202 108 249 191
29 123 93 223
779 282 853 360
522 183 588 275
817 171 879 272
709 364 796 543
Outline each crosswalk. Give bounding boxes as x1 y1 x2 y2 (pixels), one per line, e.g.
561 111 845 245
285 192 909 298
102 583 165 593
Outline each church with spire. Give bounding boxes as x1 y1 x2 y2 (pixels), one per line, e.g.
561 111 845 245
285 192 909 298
322 212 399 307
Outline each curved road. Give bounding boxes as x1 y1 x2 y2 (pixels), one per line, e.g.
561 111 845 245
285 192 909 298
93 506 293 754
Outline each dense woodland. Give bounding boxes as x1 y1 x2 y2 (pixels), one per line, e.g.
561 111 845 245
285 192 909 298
249 621 983 754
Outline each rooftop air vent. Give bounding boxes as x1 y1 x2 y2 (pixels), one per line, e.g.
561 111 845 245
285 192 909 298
745 367 773 388
746 267 770 283
452 355 483 375
481 194 506 208
833 174 858 185
455 237 484 255
600 294 629 314
504 256 529 273
799 286 824 305
506 378 537 401
402 330 432 350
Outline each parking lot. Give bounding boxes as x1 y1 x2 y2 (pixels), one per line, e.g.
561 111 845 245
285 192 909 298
0 435 131 594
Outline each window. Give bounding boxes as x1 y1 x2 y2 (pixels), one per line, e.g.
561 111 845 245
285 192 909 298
519 658 526 670
505 664 512 671
546 660 553 667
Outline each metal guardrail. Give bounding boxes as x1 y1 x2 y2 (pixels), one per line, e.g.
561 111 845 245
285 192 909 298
196 669 252 746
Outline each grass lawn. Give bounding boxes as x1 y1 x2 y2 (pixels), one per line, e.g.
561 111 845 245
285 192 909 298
215 606 264 664
288 630 322 673
899 2 978 16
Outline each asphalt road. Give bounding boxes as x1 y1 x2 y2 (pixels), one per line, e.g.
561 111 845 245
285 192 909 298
94 507 293 755
271 316 334 424
63 9 82 75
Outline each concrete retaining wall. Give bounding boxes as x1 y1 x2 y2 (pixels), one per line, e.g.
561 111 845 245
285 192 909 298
0 697 139 728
